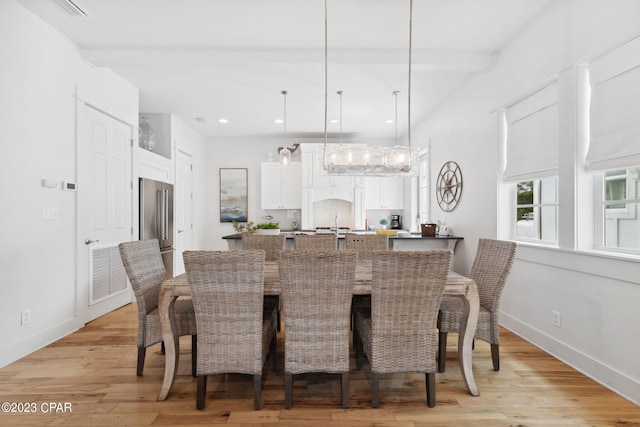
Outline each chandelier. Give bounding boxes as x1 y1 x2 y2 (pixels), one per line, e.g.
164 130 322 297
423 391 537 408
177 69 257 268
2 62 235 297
323 0 419 176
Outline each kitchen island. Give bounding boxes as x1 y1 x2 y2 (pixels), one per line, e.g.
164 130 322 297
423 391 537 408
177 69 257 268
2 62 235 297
222 232 463 252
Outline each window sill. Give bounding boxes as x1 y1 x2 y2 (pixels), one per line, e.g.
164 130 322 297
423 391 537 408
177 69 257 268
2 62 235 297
513 243 640 284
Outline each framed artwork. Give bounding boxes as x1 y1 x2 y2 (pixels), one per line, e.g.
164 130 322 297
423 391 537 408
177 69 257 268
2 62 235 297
219 168 248 222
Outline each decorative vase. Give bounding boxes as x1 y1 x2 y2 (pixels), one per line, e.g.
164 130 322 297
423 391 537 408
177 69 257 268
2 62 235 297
139 116 156 151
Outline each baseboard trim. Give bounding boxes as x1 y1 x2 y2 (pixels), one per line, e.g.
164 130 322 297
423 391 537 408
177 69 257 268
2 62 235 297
0 317 82 368
500 313 640 406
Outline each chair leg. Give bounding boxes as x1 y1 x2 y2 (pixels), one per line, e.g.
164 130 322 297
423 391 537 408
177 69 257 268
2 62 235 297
355 329 364 370
371 372 379 408
136 347 146 376
253 374 262 410
270 330 277 371
341 372 349 408
438 331 447 373
284 373 293 409
491 343 500 371
196 375 207 410
426 372 436 408
191 335 197 378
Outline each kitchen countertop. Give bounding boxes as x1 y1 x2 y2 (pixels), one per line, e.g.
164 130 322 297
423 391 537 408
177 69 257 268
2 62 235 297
222 232 463 240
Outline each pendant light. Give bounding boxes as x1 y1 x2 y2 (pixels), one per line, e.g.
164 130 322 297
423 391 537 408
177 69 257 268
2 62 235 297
323 0 418 176
278 90 291 165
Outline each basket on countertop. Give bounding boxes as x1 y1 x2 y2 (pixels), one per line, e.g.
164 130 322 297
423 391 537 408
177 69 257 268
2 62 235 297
421 223 437 237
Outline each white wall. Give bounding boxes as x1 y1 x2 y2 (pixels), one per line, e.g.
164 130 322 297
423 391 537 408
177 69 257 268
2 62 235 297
0 0 138 367
201 138 303 250
171 116 208 250
412 0 640 404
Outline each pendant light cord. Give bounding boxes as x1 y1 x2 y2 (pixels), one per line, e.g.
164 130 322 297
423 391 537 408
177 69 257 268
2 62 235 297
393 91 399 145
282 90 287 142
408 0 413 149
337 90 343 143
323 0 328 167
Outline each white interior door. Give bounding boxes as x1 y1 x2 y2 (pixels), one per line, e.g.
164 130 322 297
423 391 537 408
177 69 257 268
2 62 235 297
77 103 133 323
174 149 193 275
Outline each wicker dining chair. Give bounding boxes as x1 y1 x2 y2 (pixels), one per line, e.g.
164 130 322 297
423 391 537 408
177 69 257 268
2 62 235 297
354 250 452 408
183 250 277 410
241 233 286 261
241 233 286 331
293 233 337 250
344 234 389 260
279 250 357 409
437 238 517 372
345 233 389 331
118 239 197 377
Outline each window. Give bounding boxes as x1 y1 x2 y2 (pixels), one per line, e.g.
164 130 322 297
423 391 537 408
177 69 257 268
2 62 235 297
595 168 640 252
514 177 558 242
586 37 640 254
501 81 559 244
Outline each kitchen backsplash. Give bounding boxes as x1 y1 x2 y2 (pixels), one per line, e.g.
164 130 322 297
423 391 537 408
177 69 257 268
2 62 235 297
313 199 354 229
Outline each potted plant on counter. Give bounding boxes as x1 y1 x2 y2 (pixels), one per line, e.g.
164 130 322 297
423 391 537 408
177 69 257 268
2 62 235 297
379 218 388 230
255 221 280 235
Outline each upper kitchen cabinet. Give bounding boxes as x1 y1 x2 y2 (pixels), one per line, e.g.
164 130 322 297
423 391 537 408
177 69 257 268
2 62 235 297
261 162 302 209
365 176 404 210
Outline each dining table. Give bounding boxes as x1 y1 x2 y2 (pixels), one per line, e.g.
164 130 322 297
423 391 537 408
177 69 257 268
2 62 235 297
157 260 480 401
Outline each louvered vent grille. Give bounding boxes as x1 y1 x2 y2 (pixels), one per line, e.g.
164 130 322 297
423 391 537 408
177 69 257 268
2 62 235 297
91 246 128 304
51 0 93 19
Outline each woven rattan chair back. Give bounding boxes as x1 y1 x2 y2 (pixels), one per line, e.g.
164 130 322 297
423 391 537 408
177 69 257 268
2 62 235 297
279 250 357 408
437 238 517 372
183 250 276 410
118 239 197 376
344 234 388 260
354 250 451 407
242 233 286 261
470 238 517 315
293 234 337 250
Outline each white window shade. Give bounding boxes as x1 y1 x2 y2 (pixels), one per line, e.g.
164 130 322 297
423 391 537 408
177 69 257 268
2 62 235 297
503 81 559 182
587 37 640 171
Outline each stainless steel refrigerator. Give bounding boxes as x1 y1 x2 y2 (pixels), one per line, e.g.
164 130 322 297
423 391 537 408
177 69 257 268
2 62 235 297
139 178 174 277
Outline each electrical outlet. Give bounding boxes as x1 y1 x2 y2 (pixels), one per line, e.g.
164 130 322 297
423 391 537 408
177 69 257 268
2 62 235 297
21 309 31 326
552 310 561 328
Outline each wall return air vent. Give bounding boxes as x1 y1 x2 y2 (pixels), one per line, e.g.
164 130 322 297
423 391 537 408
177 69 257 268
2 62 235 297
51 0 93 19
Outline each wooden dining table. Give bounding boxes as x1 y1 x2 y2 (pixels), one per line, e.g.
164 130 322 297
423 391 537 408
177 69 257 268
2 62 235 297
157 260 480 400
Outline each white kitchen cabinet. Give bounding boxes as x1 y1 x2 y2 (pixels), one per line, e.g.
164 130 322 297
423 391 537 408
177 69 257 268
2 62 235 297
365 176 404 209
261 162 302 209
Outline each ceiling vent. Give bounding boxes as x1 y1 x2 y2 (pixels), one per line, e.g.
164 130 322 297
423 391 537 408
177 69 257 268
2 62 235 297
51 0 93 19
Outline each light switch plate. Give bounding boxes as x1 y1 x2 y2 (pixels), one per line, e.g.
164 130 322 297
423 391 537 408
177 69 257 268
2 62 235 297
42 179 59 189
43 207 59 220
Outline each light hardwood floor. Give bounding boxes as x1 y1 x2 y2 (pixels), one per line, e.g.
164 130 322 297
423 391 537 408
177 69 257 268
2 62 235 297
1 303 639 426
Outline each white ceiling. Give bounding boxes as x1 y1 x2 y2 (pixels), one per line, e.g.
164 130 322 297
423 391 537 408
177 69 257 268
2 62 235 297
17 0 551 141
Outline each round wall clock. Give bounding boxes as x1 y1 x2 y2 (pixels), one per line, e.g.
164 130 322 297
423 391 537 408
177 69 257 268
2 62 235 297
436 161 463 212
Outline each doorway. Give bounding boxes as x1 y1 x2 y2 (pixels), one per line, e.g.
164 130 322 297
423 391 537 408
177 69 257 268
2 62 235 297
174 149 194 275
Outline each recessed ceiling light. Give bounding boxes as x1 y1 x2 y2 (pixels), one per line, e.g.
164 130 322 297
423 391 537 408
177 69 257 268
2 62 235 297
329 119 339 124
274 118 284 124
218 118 229 124
385 119 394 124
